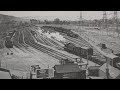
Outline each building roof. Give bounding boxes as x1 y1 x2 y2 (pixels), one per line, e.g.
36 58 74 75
89 76 104 79
81 47 90 50
88 66 100 70
54 64 81 73
99 63 120 79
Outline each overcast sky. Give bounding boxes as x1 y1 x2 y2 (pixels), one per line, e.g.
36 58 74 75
0 11 119 20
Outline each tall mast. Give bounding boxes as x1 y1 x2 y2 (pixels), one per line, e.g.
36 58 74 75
103 11 107 29
80 11 83 29
114 11 119 34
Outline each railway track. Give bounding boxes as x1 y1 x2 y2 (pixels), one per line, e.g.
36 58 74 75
42 36 63 48
22 27 107 65
19 30 39 53
1 26 108 67
11 30 34 53
33 33 46 45
37 34 64 50
23 30 64 60
63 33 105 58
64 35 88 47
27 40 64 60
23 30 76 61
11 31 26 52
18 30 29 49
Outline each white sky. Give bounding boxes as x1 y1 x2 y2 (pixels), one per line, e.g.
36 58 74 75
0 11 119 20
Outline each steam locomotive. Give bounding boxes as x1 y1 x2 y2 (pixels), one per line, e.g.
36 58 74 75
41 26 79 38
64 43 120 70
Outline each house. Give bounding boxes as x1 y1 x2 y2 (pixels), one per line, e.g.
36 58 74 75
0 68 12 79
53 64 86 79
99 63 120 79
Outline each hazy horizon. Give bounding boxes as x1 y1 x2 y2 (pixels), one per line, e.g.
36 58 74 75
0 11 119 20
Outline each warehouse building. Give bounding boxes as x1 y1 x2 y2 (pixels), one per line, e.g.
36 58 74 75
87 63 120 79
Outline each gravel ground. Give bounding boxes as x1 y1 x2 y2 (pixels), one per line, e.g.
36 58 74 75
82 29 120 54
0 47 60 72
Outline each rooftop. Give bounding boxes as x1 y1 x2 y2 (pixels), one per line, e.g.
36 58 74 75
54 64 81 73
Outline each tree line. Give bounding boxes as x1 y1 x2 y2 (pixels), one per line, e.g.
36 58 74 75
30 18 120 27
1 18 120 27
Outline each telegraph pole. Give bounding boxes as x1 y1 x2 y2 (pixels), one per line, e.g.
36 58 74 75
102 11 107 29
114 11 119 35
80 11 83 29
0 56 2 68
0 52 1 68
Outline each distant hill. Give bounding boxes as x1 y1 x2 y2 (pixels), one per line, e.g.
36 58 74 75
22 16 78 21
0 14 31 34
0 14 30 23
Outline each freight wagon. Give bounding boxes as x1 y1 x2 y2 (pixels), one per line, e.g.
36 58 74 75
64 43 120 69
64 43 93 59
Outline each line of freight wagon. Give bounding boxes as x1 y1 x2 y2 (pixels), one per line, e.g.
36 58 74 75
64 43 120 70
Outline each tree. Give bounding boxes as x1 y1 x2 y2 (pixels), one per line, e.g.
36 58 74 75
44 20 50 24
54 18 60 24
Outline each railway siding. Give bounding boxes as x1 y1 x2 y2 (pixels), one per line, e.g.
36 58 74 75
23 30 77 61
23 31 64 60
11 31 27 53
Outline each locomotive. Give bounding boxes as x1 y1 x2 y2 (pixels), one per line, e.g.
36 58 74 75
41 26 79 38
64 43 120 70
4 36 13 49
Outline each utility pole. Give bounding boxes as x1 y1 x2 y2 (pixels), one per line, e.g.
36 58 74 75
114 11 119 34
102 11 107 29
0 59 1 68
80 11 83 29
0 52 1 68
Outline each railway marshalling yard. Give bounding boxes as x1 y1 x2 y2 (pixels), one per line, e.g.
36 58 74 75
0 25 120 78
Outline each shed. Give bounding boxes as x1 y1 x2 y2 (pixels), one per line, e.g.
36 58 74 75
99 63 120 79
54 64 86 79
